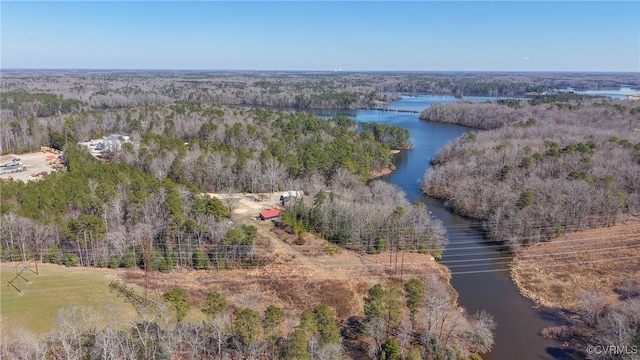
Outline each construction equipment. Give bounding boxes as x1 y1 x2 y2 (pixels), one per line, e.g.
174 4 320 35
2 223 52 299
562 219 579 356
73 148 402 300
40 146 61 155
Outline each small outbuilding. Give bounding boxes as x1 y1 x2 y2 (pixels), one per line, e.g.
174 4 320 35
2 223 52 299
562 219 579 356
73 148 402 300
259 209 281 221
280 190 303 205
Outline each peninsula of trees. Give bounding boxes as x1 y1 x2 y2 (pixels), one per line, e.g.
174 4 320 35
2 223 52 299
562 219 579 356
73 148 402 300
0 102 423 266
420 95 640 359
420 96 640 249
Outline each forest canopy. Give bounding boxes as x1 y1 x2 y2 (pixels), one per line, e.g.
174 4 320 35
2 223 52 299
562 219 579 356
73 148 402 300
0 101 429 271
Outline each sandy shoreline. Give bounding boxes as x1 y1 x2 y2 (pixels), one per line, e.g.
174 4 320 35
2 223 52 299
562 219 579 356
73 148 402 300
370 167 394 179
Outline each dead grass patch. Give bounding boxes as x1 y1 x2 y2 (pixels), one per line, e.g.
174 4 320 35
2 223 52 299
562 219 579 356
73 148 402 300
511 217 640 309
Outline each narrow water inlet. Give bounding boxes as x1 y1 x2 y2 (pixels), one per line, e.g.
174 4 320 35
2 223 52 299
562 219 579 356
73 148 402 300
362 96 568 360
299 95 570 359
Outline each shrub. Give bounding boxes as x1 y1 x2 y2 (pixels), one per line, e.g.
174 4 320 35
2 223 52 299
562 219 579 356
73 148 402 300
540 326 573 339
294 235 306 245
192 248 211 270
121 249 137 268
108 256 120 269
370 237 387 254
323 242 340 256
63 253 78 267
162 287 191 321
44 245 63 265
380 339 401 360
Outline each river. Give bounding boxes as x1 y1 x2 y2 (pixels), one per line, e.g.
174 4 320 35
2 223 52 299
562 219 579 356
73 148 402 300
317 95 569 360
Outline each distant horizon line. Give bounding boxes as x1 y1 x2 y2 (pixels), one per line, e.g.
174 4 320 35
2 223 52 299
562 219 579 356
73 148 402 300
2 68 639 74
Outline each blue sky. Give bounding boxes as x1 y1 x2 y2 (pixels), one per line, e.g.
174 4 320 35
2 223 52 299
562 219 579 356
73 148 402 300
1 1 639 72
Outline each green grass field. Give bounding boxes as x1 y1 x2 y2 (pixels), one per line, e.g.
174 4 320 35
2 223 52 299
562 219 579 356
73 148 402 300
0 262 139 339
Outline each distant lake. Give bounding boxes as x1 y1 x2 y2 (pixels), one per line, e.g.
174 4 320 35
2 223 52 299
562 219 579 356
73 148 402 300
382 95 501 112
573 87 640 99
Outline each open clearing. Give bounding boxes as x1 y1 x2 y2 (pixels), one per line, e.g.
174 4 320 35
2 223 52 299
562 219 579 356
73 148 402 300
0 151 59 182
511 216 640 309
206 191 289 221
0 263 139 340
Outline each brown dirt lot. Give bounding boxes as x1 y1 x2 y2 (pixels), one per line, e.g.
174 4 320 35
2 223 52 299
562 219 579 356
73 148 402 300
370 167 394 179
511 216 640 310
0 151 61 182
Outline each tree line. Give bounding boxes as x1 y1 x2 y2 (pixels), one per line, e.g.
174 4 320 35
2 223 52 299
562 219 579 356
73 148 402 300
0 146 257 272
281 179 446 258
360 277 495 359
1 91 84 118
2 104 400 186
1 277 496 359
2 71 637 123
1 289 342 360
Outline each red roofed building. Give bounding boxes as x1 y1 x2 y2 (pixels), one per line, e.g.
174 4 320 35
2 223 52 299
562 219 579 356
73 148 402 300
259 208 281 220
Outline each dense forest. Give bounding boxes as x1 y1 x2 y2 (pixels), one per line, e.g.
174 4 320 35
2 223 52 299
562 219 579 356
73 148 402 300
0 102 426 267
280 179 447 256
5 70 633 155
420 96 640 249
2 102 409 183
0 146 238 270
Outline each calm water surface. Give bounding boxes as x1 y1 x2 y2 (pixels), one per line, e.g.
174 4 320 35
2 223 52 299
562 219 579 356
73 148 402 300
328 96 569 360
574 87 640 99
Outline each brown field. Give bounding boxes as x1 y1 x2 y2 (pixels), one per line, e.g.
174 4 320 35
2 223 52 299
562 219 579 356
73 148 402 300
511 215 640 309
206 192 283 221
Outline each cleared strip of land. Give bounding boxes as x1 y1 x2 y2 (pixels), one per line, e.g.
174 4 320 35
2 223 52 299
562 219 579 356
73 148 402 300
1 223 447 339
120 222 448 321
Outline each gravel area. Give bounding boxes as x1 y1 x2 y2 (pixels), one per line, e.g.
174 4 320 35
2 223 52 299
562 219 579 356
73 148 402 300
0 152 60 182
